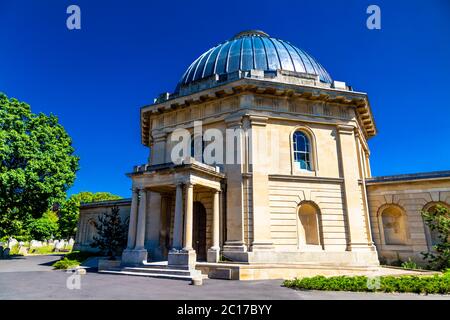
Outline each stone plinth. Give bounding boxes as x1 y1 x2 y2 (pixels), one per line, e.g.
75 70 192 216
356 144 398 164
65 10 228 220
121 249 148 266
207 248 220 263
168 249 196 269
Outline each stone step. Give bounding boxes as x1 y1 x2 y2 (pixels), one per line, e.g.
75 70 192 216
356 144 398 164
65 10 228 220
122 267 196 276
99 269 195 281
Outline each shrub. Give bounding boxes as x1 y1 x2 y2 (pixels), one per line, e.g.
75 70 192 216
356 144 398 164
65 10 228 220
283 273 450 294
421 205 450 271
52 251 98 269
53 258 79 270
402 258 420 270
90 205 127 259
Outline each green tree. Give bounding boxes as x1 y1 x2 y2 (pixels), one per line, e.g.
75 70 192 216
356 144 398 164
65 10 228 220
58 191 122 238
0 93 79 238
91 205 128 259
28 210 59 240
421 205 450 271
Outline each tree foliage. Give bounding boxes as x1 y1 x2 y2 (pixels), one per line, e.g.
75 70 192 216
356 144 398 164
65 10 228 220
28 211 59 240
0 93 79 237
58 192 122 238
90 205 128 259
421 205 450 271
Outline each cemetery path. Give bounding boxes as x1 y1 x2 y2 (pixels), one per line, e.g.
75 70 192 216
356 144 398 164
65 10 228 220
0 254 64 272
0 255 449 300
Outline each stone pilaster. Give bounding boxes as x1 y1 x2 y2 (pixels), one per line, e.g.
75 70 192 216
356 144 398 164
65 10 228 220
248 115 274 251
222 115 247 256
337 125 375 252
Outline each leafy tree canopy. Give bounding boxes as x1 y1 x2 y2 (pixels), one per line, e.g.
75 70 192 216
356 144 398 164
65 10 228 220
58 191 122 238
0 93 79 238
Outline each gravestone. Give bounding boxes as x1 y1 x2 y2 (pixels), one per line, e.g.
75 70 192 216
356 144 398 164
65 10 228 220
3 247 10 258
68 238 75 246
18 246 28 255
55 240 65 251
8 238 18 249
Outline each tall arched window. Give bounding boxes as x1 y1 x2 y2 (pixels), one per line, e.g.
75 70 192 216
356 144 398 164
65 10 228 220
293 131 312 171
380 206 408 245
298 202 321 246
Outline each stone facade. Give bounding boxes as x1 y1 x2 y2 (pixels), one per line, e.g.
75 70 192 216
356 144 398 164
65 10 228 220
74 31 450 275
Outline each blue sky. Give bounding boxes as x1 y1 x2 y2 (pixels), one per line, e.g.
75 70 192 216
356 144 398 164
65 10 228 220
1 0 449 198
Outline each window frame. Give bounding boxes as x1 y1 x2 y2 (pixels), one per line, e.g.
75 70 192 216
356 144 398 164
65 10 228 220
290 127 318 176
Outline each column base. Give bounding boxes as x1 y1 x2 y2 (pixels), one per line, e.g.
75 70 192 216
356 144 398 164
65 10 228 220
207 247 220 263
121 249 148 266
222 242 249 262
168 249 197 269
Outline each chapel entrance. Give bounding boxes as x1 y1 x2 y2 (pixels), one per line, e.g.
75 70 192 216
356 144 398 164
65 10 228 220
192 201 207 261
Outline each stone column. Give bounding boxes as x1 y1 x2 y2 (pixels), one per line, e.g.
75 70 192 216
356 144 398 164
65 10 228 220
172 183 183 250
183 182 194 251
159 194 169 257
207 190 220 262
121 188 148 266
168 182 196 269
135 189 147 250
126 188 139 249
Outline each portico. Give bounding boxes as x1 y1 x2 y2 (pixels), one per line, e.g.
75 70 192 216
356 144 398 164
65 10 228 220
122 160 225 268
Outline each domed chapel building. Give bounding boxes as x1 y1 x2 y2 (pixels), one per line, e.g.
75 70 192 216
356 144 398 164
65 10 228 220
75 31 450 280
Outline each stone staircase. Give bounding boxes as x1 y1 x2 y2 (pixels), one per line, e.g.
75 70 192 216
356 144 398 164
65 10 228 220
98 261 204 281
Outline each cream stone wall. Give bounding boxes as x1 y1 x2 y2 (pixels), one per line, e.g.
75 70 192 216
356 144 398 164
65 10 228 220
268 178 348 251
367 178 450 264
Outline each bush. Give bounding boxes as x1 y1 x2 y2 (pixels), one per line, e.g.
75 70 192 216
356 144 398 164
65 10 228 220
283 274 450 294
90 205 127 259
421 205 450 271
53 258 79 270
51 250 98 269
402 258 420 270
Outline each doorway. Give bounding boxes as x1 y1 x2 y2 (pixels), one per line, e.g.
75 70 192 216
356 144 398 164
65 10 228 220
193 201 207 261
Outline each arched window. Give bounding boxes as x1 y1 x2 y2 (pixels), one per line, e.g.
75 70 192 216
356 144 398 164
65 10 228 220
293 131 312 171
380 206 407 245
298 202 321 246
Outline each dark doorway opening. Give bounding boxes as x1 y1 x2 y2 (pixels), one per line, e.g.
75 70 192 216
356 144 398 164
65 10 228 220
193 201 207 261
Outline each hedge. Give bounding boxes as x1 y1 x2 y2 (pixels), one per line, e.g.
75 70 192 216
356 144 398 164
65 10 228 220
283 273 450 294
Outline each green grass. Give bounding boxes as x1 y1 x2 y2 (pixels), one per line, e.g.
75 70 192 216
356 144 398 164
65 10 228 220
29 245 55 255
283 272 450 295
52 250 99 270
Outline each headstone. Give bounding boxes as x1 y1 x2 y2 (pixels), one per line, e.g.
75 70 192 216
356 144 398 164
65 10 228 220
8 238 18 249
68 238 75 246
55 240 65 251
30 240 43 248
18 246 28 255
18 241 25 247
3 247 10 257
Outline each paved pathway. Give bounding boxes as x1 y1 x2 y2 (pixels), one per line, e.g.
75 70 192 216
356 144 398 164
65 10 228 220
0 255 449 300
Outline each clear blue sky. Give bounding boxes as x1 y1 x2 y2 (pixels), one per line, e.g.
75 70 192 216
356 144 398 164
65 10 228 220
1 0 449 198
